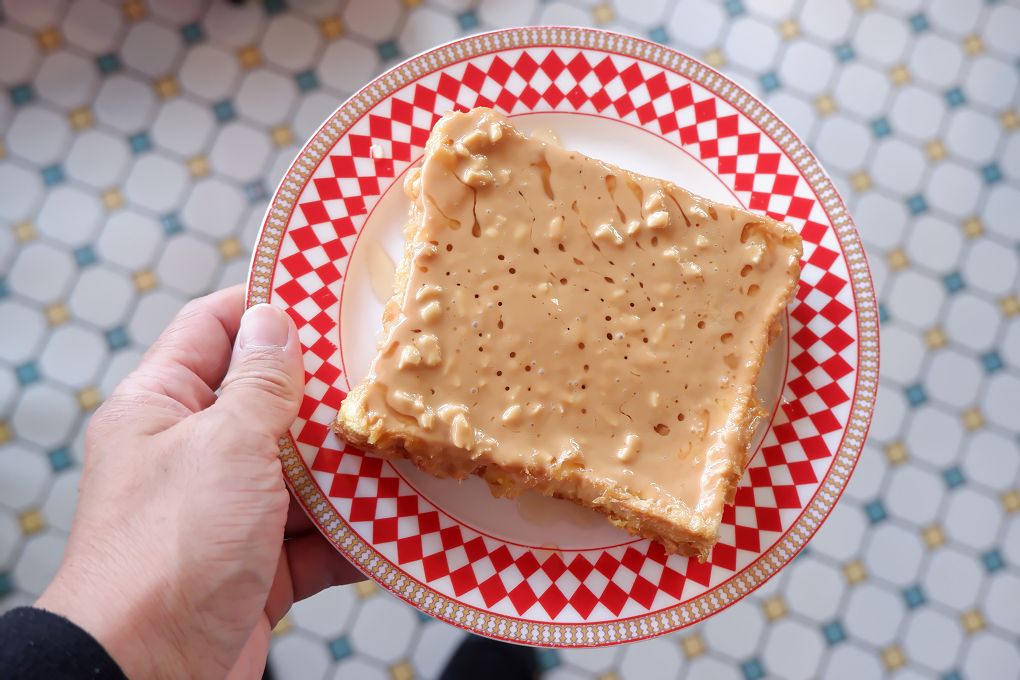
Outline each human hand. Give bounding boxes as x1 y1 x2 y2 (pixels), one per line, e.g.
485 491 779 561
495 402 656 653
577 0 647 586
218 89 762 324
36 285 364 679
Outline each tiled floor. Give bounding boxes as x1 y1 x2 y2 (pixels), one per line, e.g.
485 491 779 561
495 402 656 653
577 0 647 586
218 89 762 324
1 0 1018 678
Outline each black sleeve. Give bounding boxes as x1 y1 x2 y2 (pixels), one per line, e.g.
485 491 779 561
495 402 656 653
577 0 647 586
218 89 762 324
0 607 127 679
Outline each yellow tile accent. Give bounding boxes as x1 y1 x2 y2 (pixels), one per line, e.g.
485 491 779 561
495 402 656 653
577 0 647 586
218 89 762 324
925 140 946 161
851 171 872 191
1001 295 1020 317
962 609 985 633
14 221 37 243
1002 109 1019 131
78 387 101 411
45 303 70 326
962 216 983 238
885 441 908 465
272 124 294 148
962 407 984 431
0 139 5 159
355 580 378 598
815 94 837 116
390 662 413 680
272 615 292 636
239 45 262 69
19 509 45 535
779 19 799 39
155 75 179 99
924 327 946 349
843 559 866 584
964 34 984 55
123 0 147 21
320 16 344 39
402 0 422 6
1002 489 1020 512
704 49 725 68
188 155 210 178
887 248 908 270
592 3 613 24
0 422 10 445
102 188 124 211
69 107 94 130
882 645 905 670
219 237 242 260
680 633 705 658
889 64 911 86
922 524 944 548
855 0 874 8
37 27 61 51
598 674 619 680
134 269 157 292
763 595 787 620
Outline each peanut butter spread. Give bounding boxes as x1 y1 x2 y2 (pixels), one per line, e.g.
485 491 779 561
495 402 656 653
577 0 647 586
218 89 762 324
343 108 802 535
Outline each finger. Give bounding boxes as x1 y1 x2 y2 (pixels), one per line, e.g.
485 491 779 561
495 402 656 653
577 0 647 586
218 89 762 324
115 285 246 412
210 303 304 442
285 532 365 603
285 492 317 537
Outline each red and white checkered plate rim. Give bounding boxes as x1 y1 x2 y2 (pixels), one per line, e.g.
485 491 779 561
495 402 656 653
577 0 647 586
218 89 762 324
245 27 879 647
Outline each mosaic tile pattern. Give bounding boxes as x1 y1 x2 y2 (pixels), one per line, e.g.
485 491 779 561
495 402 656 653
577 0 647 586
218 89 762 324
0 0 1017 678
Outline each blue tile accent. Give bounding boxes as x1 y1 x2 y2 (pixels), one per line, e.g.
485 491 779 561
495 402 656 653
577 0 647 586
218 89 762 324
0 573 11 598
245 181 268 202
942 671 963 680
878 303 889 324
741 658 765 680
943 466 965 489
129 132 152 153
946 87 965 107
865 499 887 523
907 194 927 215
376 39 399 61
415 609 433 623
909 13 929 31
982 549 1003 572
823 621 846 645
725 0 745 17
48 447 73 472
161 213 183 235
903 585 925 608
760 72 780 93
327 636 351 661
536 649 560 671
871 118 891 137
835 43 855 62
10 83 33 106
96 53 121 74
981 164 1002 183
213 100 235 122
263 0 286 14
905 384 927 406
180 22 204 44
16 362 39 386
943 272 964 293
42 164 65 186
105 326 129 350
74 245 97 266
981 351 1003 372
0 279 7 299
296 69 319 92
649 26 669 44
457 9 479 30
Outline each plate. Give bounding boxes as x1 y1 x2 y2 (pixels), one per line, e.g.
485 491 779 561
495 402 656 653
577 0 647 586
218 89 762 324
246 27 879 647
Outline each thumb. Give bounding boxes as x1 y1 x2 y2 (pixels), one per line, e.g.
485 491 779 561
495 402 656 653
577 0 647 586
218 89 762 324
212 303 304 439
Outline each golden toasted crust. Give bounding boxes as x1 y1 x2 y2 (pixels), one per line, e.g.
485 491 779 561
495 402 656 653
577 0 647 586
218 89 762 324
335 119 801 561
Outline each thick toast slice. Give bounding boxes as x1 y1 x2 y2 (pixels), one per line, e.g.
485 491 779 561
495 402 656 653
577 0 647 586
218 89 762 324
335 108 802 559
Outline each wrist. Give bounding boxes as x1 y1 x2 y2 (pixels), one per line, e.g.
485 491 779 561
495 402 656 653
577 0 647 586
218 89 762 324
36 564 191 680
